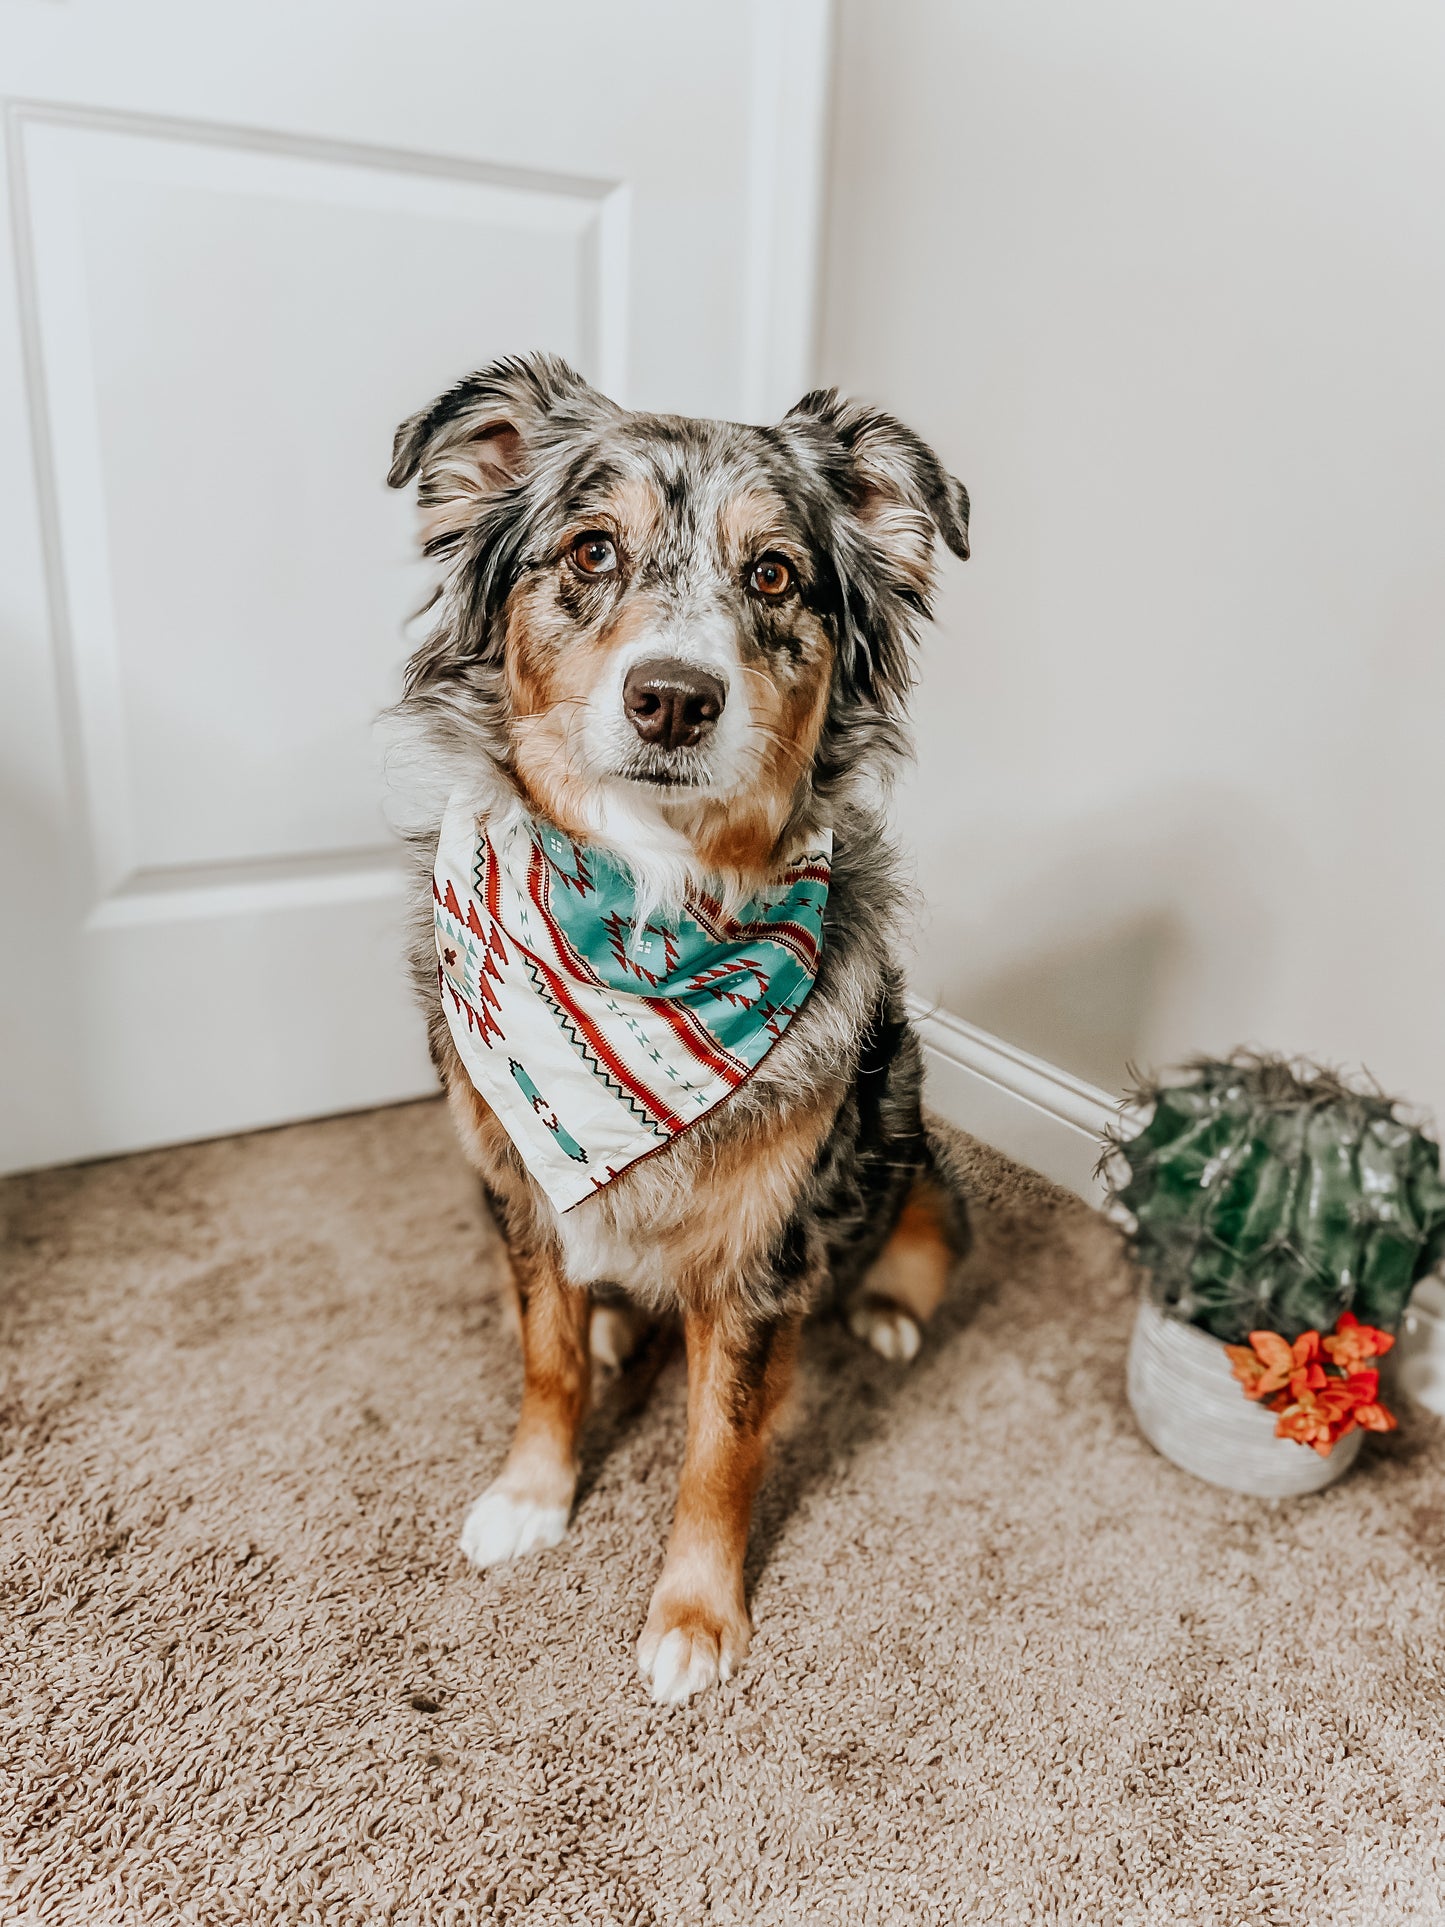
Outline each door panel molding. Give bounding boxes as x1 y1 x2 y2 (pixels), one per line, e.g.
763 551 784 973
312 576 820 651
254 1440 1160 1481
10 99 627 922
6 96 625 204
85 846 405 932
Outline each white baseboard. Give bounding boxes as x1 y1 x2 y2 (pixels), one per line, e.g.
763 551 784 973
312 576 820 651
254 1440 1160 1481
910 1001 1120 1203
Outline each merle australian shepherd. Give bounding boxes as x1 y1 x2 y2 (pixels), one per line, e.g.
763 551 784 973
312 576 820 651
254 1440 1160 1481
385 352 972 1703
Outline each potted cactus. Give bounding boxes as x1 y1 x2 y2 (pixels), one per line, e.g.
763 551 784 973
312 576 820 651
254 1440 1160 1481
1103 1054 1445 1497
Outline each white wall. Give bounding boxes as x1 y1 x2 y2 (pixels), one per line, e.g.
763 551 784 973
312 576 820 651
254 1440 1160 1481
820 0 1445 1122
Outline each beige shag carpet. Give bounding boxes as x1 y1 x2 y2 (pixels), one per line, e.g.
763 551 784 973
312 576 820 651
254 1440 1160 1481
4 1101 1445 1926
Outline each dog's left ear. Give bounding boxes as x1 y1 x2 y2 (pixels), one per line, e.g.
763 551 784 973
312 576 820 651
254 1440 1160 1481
782 388 970 600
388 351 610 554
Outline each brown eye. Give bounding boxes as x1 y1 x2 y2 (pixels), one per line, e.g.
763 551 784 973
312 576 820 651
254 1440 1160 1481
569 532 618 576
749 555 791 597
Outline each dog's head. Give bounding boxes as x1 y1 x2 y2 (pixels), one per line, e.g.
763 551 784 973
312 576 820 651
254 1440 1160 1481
388 352 968 895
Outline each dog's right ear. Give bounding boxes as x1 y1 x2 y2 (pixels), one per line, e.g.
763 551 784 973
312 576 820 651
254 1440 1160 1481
388 352 607 552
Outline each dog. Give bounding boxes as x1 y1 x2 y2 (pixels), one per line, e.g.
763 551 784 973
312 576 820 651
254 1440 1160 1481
384 352 972 1703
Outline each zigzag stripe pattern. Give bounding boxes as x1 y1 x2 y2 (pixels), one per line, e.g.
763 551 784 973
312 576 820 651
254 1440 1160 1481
646 992 750 1085
521 955 669 1136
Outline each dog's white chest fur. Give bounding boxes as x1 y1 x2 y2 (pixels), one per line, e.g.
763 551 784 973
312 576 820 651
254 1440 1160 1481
550 1196 669 1297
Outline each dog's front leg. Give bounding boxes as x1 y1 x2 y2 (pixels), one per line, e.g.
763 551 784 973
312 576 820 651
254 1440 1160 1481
458 1239 590 1570
637 1303 800 1704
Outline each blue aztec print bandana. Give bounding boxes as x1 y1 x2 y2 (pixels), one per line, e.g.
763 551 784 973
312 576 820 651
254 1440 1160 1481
433 792 832 1211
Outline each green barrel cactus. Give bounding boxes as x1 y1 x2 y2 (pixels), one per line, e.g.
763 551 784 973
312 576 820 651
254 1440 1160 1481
1103 1054 1445 1345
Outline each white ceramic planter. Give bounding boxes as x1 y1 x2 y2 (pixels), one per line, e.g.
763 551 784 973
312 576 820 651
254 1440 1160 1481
1127 1297 1362 1497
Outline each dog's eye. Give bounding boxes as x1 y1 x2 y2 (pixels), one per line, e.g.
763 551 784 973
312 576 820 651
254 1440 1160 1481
749 555 791 598
569 532 618 576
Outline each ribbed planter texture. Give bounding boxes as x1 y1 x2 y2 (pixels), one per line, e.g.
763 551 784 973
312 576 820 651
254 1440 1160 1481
1126 1297 1362 1497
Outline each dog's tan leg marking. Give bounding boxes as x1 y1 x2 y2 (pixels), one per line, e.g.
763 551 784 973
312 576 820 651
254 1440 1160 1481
847 1174 953 1364
637 1307 799 1704
459 1246 591 1570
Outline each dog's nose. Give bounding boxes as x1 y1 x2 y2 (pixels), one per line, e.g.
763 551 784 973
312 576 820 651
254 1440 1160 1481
622 658 727 750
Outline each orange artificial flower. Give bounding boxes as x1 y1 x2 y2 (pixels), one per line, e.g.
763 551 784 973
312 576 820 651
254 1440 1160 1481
1352 1402 1398 1434
1225 1329 1317 1401
1322 1311 1395 1373
1269 1381 1357 1455
1289 1358 1329 1400
1226 1312 1398 1453
1225 1343 1271 1399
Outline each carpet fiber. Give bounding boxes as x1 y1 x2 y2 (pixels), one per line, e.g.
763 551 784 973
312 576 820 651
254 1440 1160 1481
4 1100 1445 1925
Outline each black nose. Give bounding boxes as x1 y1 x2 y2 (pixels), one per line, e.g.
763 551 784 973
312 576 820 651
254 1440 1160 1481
622 658 727 750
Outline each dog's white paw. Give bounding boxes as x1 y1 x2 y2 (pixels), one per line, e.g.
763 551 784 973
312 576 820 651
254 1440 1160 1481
637 1626 729 1705
637 1599 750 1705
848 1296 922 1363
458 1485 569 1569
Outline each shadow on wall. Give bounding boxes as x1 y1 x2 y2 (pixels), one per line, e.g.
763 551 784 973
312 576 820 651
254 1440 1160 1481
907 786 1289 1095
961 908 1185 1093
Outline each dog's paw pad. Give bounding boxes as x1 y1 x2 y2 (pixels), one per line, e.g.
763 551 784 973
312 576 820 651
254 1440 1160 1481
848 1296 922 1363
458 1486 568 1569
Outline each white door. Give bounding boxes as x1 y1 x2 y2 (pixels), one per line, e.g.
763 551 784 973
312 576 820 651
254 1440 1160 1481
0 0 832 1174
